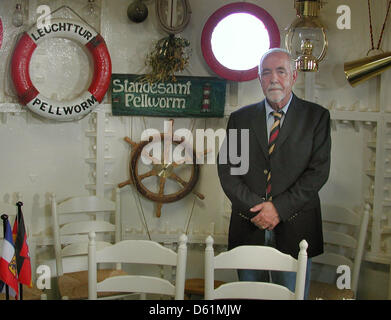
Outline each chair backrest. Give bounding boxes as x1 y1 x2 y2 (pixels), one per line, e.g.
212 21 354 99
88 232 188 300
51 189 121 276
204 236 308 300
312 203 370 294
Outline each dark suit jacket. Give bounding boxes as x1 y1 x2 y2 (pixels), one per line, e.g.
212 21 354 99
217 93 331 259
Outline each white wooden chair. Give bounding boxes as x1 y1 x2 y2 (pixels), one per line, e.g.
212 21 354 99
0 196 44 300
204 236 308 300
88 232 188 300
51 188 128 300
309 203 370 300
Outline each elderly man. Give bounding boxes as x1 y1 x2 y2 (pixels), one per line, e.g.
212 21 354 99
217 48 331 299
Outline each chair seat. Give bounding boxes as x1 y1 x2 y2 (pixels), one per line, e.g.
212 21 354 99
0 285 43 300
309 280 355 300
58 269 128 299
185 278 225 297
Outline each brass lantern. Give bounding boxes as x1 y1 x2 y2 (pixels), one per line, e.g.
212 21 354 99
285 0 328 72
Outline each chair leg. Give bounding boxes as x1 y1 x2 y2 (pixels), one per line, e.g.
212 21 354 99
388 264 391 299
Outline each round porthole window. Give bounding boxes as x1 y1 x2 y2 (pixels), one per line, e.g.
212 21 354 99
201 2 280 82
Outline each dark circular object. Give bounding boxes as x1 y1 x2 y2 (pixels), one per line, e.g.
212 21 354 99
127 0 148 23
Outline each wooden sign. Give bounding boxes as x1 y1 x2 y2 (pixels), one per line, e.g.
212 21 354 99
111 74 226 118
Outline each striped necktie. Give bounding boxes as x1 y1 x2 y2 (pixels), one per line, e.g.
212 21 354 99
265 110 284 201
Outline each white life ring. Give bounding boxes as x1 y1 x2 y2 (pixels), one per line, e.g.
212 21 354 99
10 18 112 121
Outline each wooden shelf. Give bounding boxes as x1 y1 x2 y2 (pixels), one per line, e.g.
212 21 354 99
367 170 391 178
365 251 391 264
85 130 115 137
330 110 380 122
0 103 25 112
85 183 115 190
85 157 115 164
382 226 391 234
366 169 376 177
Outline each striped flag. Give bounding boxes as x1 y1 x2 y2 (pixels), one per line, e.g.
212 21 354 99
12 202 32 288
0 216 19 299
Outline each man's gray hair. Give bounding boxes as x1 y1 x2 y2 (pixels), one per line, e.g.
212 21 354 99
258 48 296 74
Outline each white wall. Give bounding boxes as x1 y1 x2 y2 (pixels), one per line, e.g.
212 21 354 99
0 0 390 299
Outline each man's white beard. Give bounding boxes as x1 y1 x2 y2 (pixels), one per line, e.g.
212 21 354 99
266 90 285 103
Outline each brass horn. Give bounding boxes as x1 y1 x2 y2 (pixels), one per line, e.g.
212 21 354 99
344 51 391 87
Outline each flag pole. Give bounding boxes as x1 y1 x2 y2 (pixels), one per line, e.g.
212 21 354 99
1 214 10 300
15 202 23 301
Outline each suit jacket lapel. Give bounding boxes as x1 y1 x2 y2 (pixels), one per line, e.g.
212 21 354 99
251 101 269 159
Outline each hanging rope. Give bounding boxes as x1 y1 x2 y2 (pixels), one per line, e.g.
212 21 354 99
367 0 391 51
368 0 375 50
183 118 198 235
377 0 391 49
131 116 152 240
184 195 197 235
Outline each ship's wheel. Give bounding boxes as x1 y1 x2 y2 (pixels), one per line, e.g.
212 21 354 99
119 120 206 217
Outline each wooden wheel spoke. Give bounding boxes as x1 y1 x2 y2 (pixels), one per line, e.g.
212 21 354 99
163 139 172 164
169 173 205 200
139 169 157 180
118 179 132 188
163 119 174 164
196 148 212 159
124 136 137 148
141 148 161 165
156 202 163 218
158 177 166 195
172 160 185 167
172 156 194 167
169 172 188 187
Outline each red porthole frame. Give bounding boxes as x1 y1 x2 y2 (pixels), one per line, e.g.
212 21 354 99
201 2 280 82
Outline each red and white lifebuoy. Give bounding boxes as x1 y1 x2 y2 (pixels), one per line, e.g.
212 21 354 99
10 19 111 121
